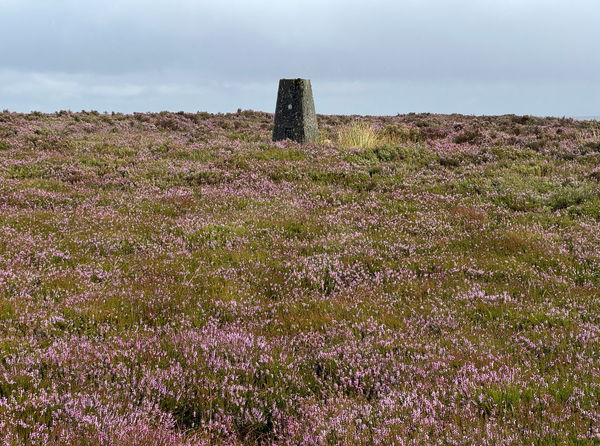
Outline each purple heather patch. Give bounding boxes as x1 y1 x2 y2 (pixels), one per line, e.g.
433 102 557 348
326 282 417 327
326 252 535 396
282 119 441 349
0 110 598 444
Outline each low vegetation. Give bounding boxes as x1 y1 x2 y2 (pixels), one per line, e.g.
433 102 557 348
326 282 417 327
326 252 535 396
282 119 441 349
335 121 422 148
0 110 598 445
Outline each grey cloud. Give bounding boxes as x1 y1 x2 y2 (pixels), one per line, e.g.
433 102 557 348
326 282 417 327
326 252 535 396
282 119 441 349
0 0 598 114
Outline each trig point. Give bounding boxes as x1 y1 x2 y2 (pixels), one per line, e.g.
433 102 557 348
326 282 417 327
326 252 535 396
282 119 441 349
272 78 319 144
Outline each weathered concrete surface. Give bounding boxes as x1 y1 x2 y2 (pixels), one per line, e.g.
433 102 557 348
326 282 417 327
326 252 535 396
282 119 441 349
272 79 319 143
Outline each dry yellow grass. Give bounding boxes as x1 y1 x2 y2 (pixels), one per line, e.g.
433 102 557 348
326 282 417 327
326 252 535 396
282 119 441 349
336 121 381 149
336 121 422 149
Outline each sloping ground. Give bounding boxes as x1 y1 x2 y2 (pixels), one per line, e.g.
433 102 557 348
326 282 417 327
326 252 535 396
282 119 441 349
0 110 598 445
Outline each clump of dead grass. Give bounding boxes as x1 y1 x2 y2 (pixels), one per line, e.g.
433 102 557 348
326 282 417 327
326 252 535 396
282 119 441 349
336 121 422 149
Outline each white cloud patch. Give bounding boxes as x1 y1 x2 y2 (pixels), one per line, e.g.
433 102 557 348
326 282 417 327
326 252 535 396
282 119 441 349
1 70 598 116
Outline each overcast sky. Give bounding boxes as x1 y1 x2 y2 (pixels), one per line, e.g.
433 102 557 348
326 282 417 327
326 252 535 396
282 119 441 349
0 0 599 116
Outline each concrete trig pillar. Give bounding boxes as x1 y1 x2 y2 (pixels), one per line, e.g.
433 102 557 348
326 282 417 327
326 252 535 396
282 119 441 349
272 79 319 144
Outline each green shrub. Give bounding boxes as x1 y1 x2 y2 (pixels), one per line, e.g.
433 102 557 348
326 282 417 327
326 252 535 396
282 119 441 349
453 130 484 144
379 124 422 144
547 187 590 211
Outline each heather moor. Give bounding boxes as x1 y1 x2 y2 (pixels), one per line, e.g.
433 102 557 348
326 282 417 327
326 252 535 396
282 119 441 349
0 110 598 445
